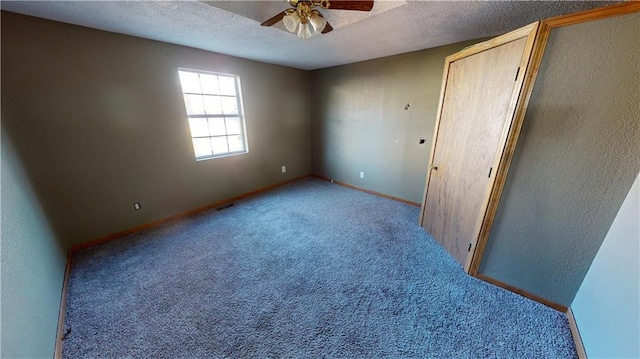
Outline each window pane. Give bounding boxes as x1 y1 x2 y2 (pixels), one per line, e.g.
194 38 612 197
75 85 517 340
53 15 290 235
228 135 244 152
200 74 219 95
183 94 205 115
225 117 241 135
218 76 236 96
221 96 238 115
211 137 229 154
208 118 226 136
179 70 246 160
203 95 223 115
193 138 212 157
179 71 201 93
188 118 209 137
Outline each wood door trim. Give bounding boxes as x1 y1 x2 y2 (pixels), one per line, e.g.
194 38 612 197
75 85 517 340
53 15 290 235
465 21 547 274
467 2 640 275
418 21 542 273
448 22 539 63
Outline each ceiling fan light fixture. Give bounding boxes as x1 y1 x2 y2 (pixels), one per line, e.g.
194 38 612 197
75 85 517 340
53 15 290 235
262 0 371 38
309 11 327 33
283 11 301 33
297 22 312 39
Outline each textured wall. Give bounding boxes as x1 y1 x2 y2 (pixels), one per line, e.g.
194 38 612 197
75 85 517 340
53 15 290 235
1 12 311 248
571 172 639 358
1 131 67 358
480 12 640 305
310 39 483 203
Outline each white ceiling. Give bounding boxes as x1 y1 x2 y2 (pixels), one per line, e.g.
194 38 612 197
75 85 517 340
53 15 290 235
1 1 618 70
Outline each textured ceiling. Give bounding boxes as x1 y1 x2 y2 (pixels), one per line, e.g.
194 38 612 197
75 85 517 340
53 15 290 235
0 1 618 70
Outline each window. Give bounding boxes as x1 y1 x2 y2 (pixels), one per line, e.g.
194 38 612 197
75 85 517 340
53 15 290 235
178 69 248 160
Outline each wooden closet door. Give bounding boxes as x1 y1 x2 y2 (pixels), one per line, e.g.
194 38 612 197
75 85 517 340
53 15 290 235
421 37 528 267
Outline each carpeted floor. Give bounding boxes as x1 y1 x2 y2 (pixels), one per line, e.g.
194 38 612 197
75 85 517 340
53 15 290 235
63 178 577 358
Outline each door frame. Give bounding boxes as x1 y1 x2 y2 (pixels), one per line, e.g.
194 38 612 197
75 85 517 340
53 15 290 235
464 2 640 275
419 21 546 275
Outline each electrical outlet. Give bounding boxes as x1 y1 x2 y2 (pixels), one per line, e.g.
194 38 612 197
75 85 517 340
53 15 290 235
133 202 141 210
281 165 286 173
360 171 365 179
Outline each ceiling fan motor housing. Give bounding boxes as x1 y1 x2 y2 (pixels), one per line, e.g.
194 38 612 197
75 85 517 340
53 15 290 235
289 0 331 10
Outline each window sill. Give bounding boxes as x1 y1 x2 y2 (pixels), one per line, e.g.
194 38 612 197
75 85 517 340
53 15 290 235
195 150 248 162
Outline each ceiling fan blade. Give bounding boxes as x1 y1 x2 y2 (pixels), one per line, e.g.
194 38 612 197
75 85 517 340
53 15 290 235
261 10 287 27
321 21 333 34
326 1 374 11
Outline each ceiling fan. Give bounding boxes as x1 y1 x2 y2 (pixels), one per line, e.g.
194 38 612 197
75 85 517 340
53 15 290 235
261 0 374 39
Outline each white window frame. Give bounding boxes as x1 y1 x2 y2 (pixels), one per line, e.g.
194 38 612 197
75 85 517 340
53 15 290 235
178 68 249 161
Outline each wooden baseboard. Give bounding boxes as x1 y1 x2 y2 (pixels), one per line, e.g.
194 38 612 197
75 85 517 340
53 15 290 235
57 173 411 357
70 175 310 253
311 174 421 207
54 250 73 359
57 175 311 357
475 273 567 312
567 307 588 359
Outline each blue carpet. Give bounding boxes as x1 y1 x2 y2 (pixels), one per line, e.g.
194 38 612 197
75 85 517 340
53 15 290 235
63 178 577 358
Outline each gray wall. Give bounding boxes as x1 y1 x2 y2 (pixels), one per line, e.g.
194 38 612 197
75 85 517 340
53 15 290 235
480 12 640 306
1 130 68 358
571 172 639 358
309 40 482 203
1 11 311 248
